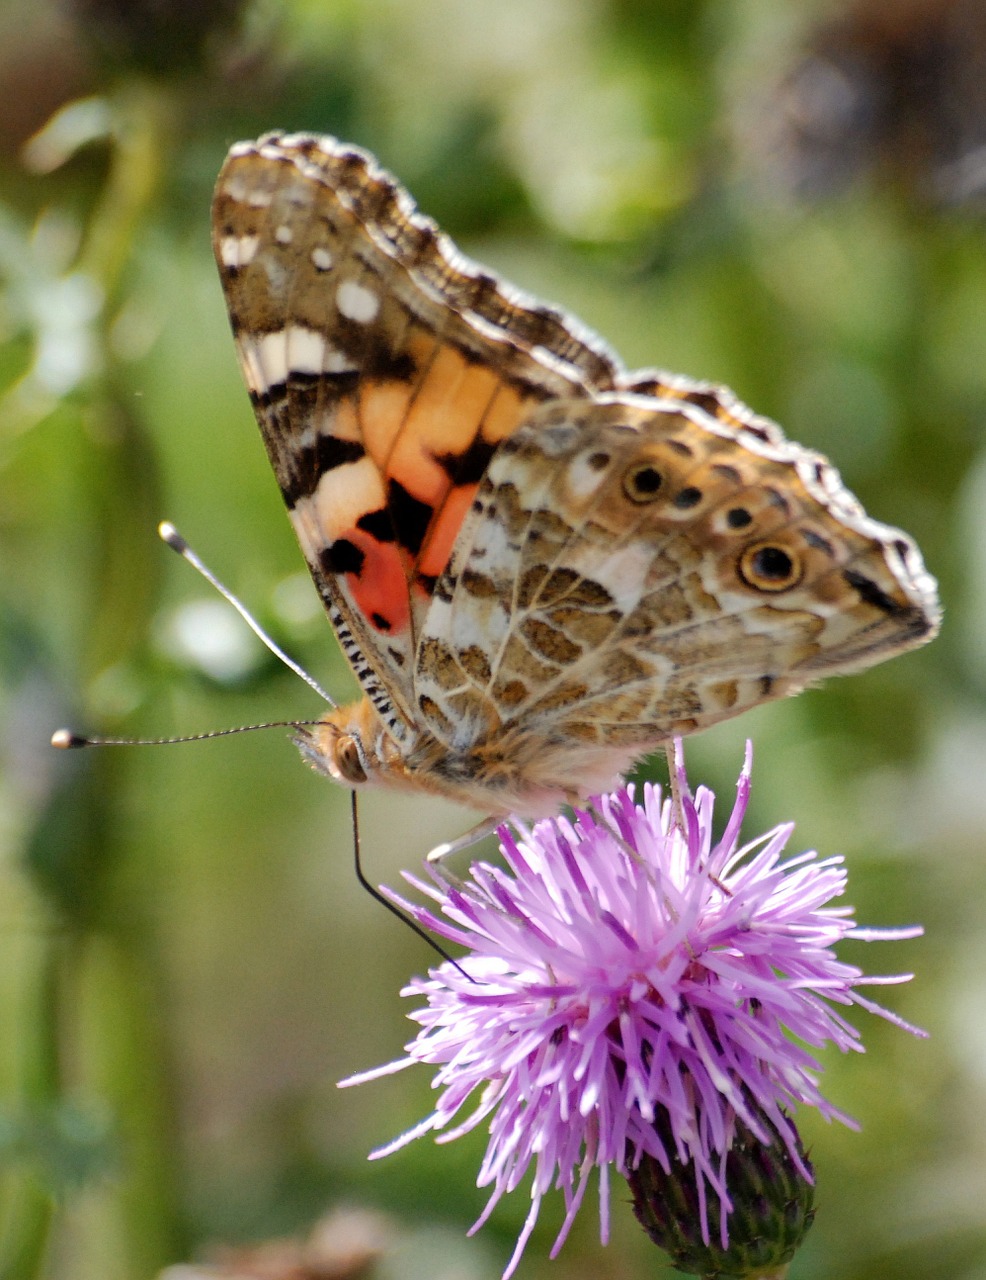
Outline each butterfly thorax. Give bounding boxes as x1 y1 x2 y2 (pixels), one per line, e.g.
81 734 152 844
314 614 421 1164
294 697 646 818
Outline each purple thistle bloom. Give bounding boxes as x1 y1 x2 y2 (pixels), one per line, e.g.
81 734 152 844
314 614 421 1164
340 742 924 1278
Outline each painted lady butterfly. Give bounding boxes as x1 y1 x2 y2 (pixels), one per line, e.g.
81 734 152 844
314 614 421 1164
211 132 939 826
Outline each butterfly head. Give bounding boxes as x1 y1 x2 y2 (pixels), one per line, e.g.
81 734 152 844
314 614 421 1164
293 703 375 788
291 696 415 792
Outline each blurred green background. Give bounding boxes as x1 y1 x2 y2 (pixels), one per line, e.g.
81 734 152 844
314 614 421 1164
0 0 981 1276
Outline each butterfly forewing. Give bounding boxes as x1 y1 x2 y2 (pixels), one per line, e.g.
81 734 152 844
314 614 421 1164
212 133 627 738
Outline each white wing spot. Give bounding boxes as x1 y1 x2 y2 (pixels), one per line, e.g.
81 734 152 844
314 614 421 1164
240 328 360 390
219 234 259 267
565 452 611 503
274 224 293 245
324 346 359 374
222 173 248 201
245 331 288 387
286 325 326 375
336 279 380 324
311 246 334 272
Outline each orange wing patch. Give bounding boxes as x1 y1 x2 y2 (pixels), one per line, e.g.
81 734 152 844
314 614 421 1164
289 335 544 645
337 341 543 623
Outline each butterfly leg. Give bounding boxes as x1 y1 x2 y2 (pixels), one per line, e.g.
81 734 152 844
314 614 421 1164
666 742 687 831
426 816 501 863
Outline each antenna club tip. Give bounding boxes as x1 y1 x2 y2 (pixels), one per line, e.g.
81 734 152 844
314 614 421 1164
52 728 88 749
158 521 187 552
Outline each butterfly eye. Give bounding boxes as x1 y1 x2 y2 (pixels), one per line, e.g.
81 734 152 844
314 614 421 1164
738 543 803 592
623 463 664 503
335 734 368 784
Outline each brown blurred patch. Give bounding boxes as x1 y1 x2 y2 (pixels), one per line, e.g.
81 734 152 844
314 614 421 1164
158 1206 394 1280
0 13 92 160
747 0 986 206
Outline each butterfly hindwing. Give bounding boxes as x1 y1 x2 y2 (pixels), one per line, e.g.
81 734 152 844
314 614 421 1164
413 394 938 779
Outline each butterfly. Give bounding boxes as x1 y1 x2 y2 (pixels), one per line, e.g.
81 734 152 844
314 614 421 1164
211 131 940 832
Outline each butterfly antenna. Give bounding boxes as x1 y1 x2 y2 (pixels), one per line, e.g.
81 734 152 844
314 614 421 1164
51 722 322 750
158 521 336 707
349 792 470 979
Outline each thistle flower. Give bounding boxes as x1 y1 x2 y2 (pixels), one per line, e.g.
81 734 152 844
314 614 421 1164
341 742 923 1278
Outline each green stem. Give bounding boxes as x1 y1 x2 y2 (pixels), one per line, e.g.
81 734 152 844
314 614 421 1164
0 938 63 1280
74 77 186 1276
0 1182 54 1280
8 74 184 1280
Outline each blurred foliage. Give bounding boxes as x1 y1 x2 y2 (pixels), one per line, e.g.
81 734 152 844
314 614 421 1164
0 0 982 1277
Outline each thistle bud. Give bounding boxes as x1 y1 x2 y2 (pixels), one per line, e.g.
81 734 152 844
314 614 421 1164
627 1112 815 1279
